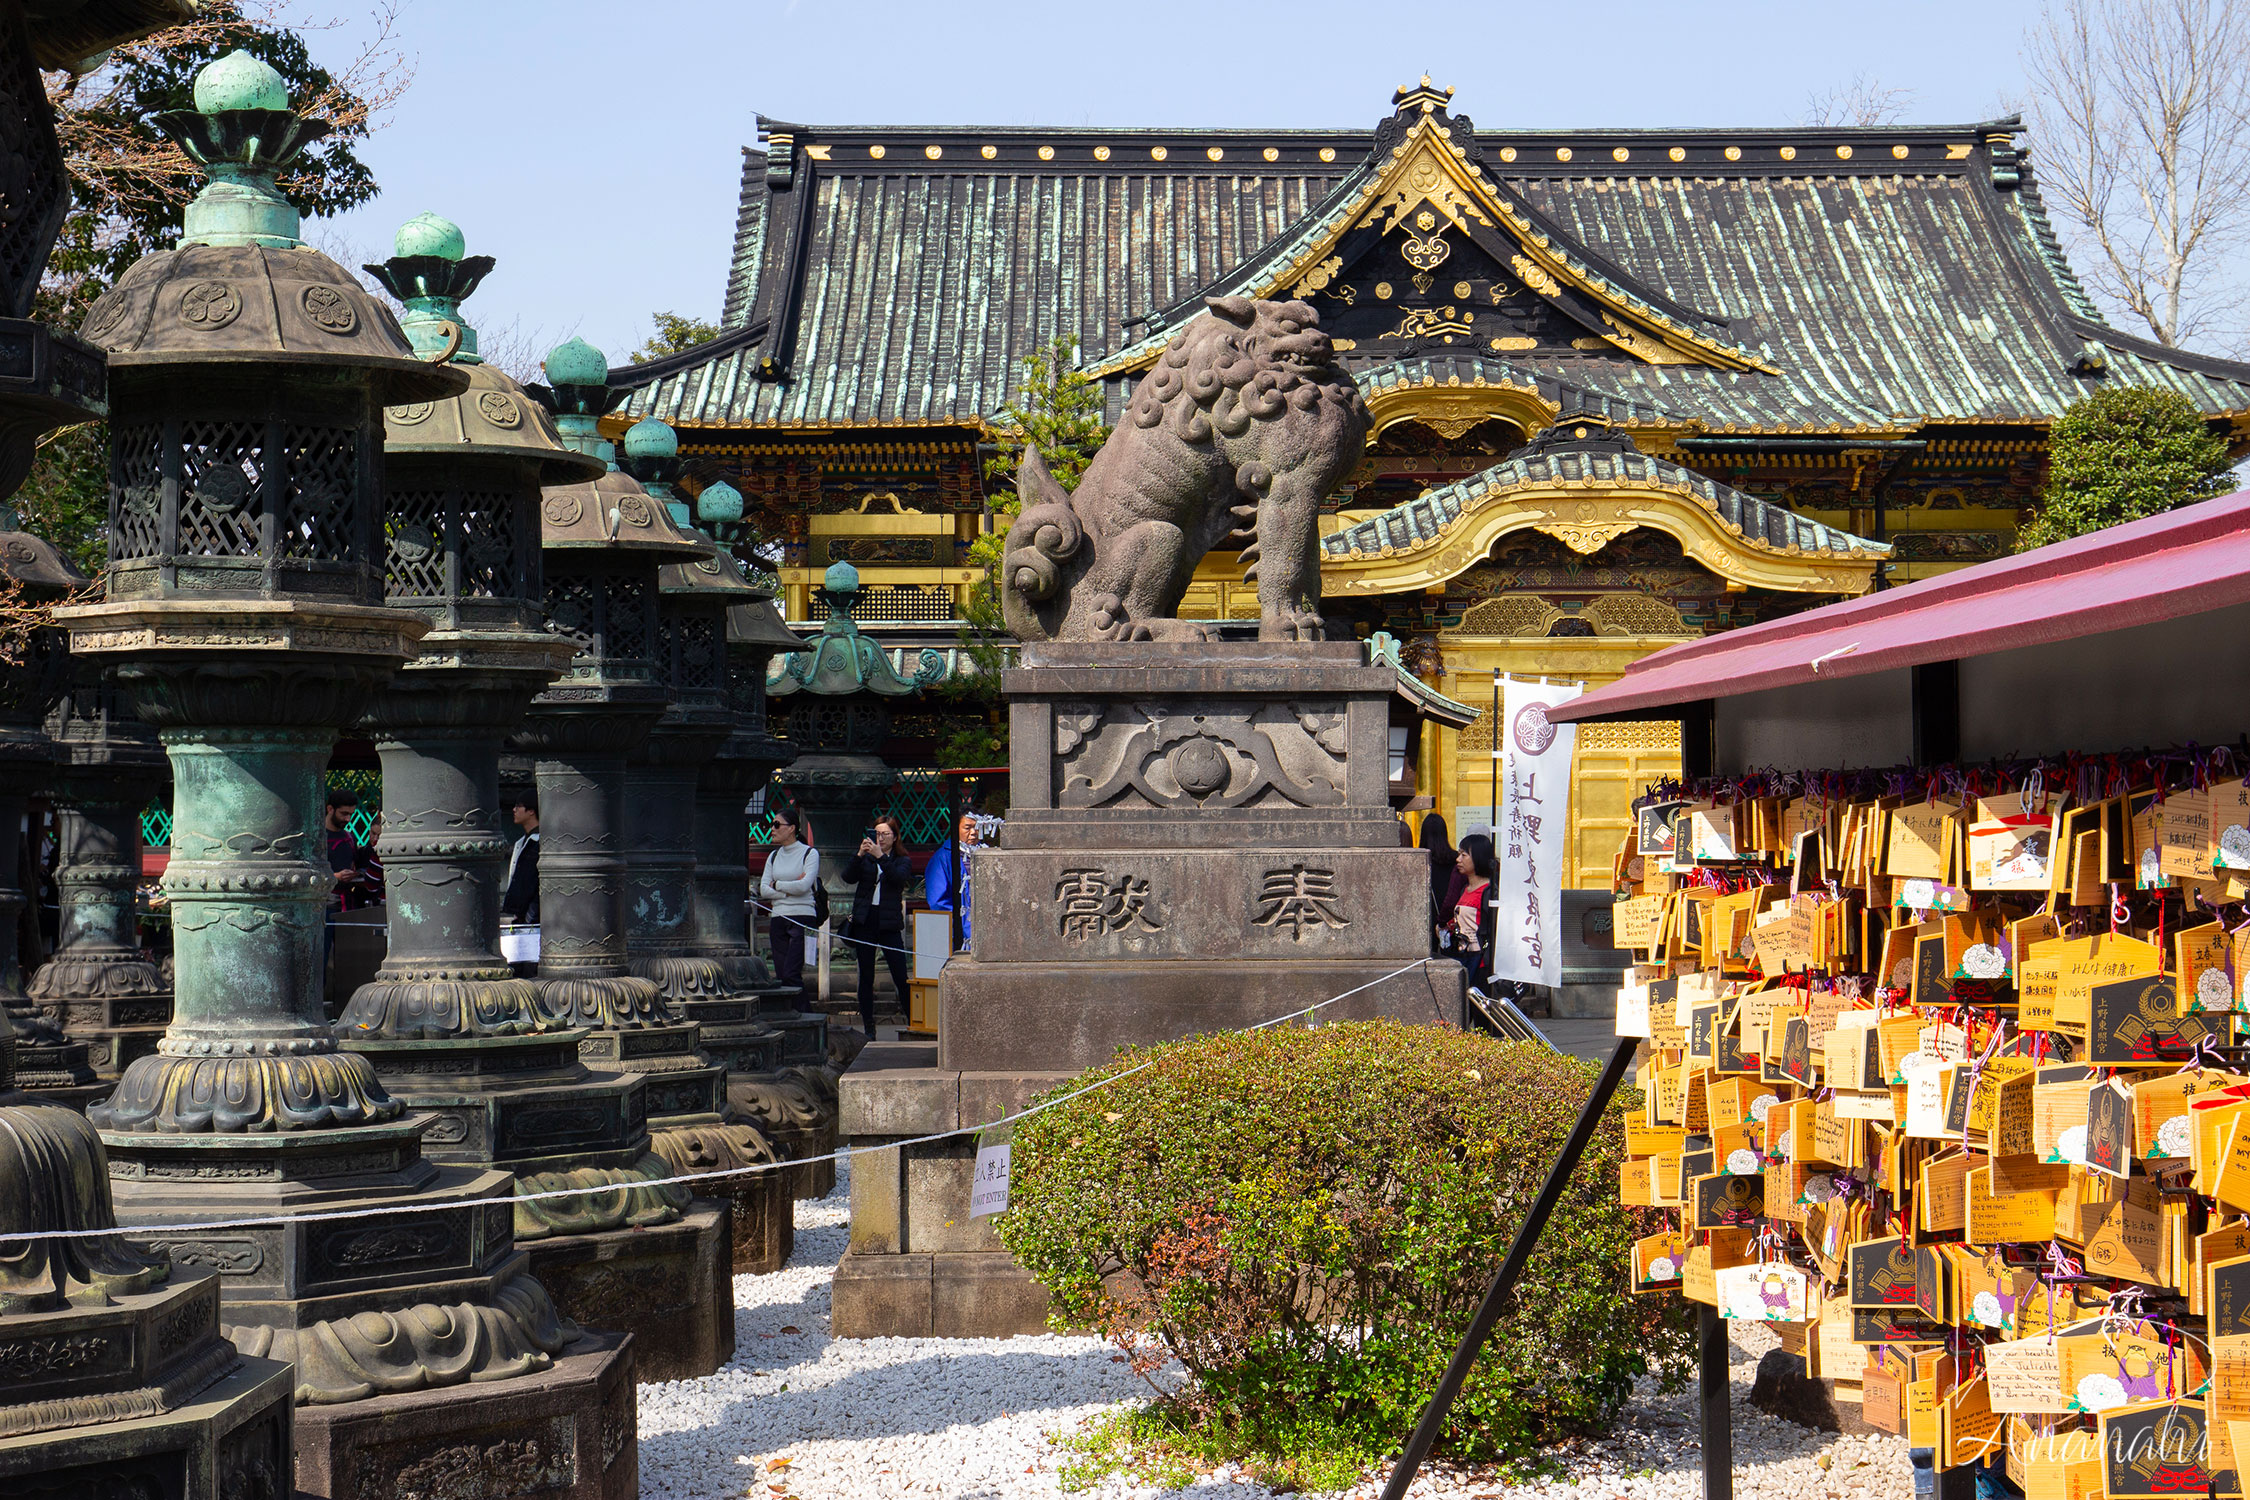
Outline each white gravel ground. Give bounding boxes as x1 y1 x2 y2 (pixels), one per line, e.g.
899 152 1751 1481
635 1161 1915 1500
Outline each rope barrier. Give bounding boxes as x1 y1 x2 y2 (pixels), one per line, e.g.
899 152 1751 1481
5 956 1448 1245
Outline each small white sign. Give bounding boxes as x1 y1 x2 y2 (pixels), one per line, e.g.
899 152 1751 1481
499 925 540 964
968 1141 1011 1218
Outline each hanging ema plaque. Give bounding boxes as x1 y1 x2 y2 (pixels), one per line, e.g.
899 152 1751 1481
2086 974 2219 1066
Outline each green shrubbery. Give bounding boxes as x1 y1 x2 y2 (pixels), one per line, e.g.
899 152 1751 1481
2016 386 2235 551
996 1021 1693 1487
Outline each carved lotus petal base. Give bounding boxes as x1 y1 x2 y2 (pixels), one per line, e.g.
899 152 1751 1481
0 1101 171 1314
648 1118 779 1175
225 1261 572 1405
340 976 551 1040
785 1063 842 1113
729 1072 827 1132
88 1048 403 1133
26 954 168 1001
511 1151 688 1240
4 998 69 1046
534 974 666 1031
625 955 733 1003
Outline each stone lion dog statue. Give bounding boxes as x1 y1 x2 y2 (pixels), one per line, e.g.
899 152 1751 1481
1000 295 1368 643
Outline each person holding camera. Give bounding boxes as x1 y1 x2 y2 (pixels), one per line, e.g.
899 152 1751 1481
841 814 912 1037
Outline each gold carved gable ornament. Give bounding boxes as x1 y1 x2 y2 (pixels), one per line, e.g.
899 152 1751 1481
1444 591 1694 640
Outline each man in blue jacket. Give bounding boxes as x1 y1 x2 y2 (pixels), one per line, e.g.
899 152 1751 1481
923 812 981 946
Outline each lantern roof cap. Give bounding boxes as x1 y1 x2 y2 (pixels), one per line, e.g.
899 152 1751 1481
384 360 604 483
77 243 467 404
538 467 708 556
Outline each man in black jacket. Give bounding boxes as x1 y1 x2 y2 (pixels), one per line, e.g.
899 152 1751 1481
840 813 912 1037
502 793 540 925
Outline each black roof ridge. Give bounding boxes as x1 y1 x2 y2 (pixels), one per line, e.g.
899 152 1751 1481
750 118 2023 143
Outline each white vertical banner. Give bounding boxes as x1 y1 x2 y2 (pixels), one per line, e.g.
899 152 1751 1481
1491 677 1583 988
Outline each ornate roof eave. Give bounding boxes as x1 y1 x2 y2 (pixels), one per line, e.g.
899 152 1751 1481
1354 353 1697 440
1365 631 1477 728
1086 110 1775 383
1321 430 1888 599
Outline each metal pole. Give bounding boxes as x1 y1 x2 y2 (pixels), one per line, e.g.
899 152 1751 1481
1377 1034 1638 1500
1489 671 1501 834
1699 1301 1734 1500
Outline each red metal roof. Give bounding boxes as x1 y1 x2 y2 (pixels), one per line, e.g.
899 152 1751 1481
1549 490 2250 722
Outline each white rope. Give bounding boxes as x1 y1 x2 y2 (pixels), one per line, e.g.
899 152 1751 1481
7 957 1447 1244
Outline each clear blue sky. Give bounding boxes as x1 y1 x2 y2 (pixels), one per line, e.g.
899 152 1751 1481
306 0 2049 371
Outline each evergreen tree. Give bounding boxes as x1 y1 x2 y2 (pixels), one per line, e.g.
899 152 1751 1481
935 335 1110 768
2017 386 2237 551
630 311 721 363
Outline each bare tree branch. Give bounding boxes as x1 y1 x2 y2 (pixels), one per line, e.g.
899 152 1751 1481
2024 0 2250 347
1802 73 1915 128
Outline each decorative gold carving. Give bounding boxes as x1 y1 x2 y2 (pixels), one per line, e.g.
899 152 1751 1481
1600 312 1696 365
1510 254 1561 298
1095 145 1111 161
1576 719 1683 750
1319 146 1335 162
1375 282 1393 300
1206 146 1223 162
1725 146 1742 161
1612 146 1629 162
1387 307 1475 340
1556 147 1573 162
981 144 997 159
1489 335 1536 352
1151 146 1168 161
1533 519 1634 554
1263 147 1279 162
869 144 885 159
1669 146 1686 162
1410 272 1434 295
1581 592 1695 636
1835 144 1853 160
1454 281 1473 299
1292 255 1344 298
1780 146 1797 161
1891 145 1908 159
1946 143 1973 160
1401 229 1451 271
925 145 942 160
1500 145 1517 162
1452 594 1565 637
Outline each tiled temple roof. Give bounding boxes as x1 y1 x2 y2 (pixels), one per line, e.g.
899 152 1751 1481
614 101 2250 436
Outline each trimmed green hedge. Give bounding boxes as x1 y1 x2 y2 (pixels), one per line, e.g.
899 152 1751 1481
996 1021 1692 1475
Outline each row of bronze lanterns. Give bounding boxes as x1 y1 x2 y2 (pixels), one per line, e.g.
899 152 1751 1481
0 45 824 1500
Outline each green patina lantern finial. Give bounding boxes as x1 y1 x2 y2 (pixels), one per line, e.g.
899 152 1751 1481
534 338 625 464
158 49 331 250
621 417 690 525
364 212 495 361
696 479 743 525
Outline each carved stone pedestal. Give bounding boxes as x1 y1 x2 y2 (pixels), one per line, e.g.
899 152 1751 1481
103 1124 576 1402
0 1354 295 1500
33 684 171 1084
292 1328 638 1500
0 1101 295 1500
519 1206 735 1383
835 642 1462 1338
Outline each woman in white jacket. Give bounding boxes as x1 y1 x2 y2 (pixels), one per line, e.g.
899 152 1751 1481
757 809 820 992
